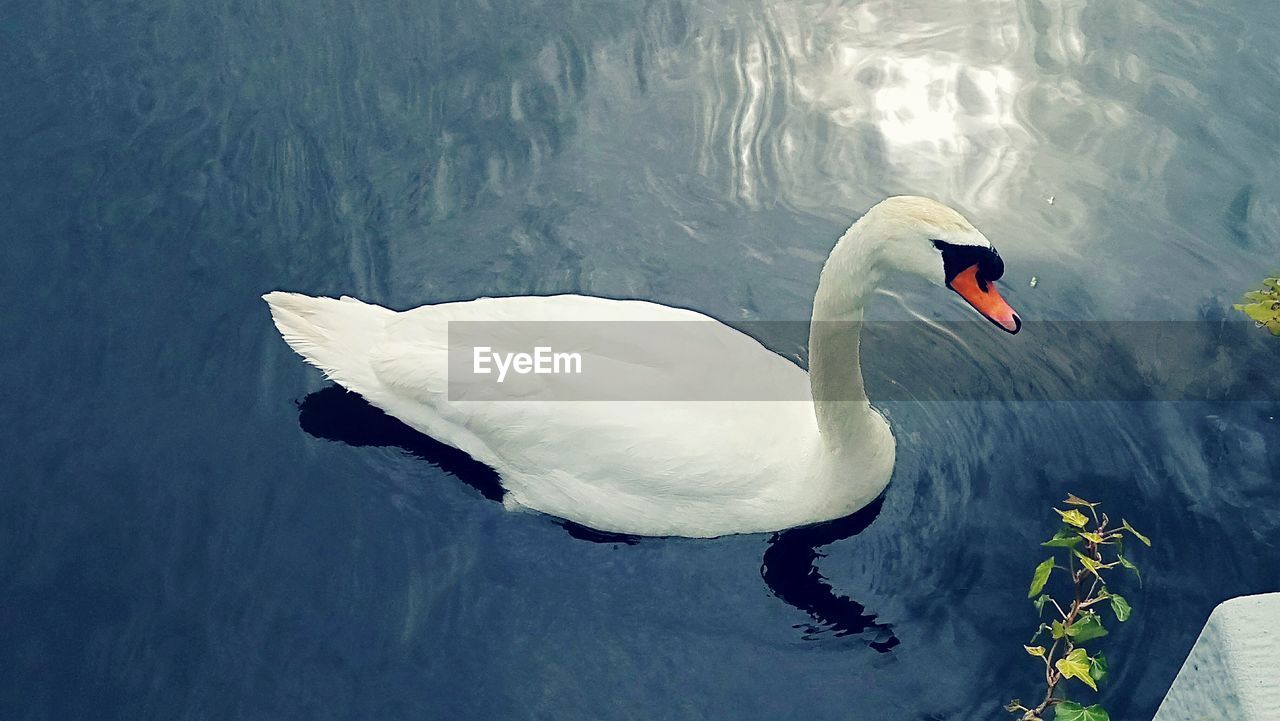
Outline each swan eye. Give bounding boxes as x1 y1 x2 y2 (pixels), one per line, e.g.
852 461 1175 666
932 239 1005 288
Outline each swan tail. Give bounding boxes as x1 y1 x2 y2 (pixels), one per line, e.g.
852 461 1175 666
263 291 394 392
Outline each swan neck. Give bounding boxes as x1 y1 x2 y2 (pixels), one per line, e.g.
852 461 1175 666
809 222 883 449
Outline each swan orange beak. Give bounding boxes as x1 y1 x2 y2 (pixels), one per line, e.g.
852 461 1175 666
948 264 1021 334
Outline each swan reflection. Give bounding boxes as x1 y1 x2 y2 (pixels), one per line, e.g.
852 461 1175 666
298 385 505 503
296 385 895 649
762 496 898 651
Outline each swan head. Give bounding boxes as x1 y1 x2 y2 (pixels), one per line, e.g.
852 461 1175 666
864 196 1021 334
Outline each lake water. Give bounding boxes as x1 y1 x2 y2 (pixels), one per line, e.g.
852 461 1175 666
3 0 1279 719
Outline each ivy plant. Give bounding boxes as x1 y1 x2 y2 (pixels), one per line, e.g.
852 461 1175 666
1005 495 1151 721
1234 274 1280 336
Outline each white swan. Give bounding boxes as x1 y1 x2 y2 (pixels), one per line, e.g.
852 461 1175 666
265 196 1019 538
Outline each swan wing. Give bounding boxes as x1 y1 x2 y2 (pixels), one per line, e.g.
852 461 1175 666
363 295 818 534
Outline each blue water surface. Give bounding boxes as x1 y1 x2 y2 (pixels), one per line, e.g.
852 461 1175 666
3 0 1278 719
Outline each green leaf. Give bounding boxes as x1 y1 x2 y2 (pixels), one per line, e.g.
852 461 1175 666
1044 528 1084 548
1033 594 1051 615
1121 520 1151 547
1064 493 1096 508
1055 648 1098 691
1089 652 1109 684
1078 531 1104 544
1030 557 1056 598
1025 645 1046 657
1117 553 1143 586
1236 275 1280 336
1240 301 1278 323
1051 620 1066 639
1073 550 1107 580
1054 701 1110 721
1065 611 1108 643
1109 594 1132 622
1056 508 1089 528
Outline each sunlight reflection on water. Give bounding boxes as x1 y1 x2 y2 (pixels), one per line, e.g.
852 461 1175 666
671 0 1178 257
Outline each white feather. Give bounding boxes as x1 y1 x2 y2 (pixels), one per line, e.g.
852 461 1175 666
264 197 1001 537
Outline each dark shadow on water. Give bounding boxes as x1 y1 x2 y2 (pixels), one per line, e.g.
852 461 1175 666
559 521 641 545
297 384 893 648
761 497 899 652
297 385 506 502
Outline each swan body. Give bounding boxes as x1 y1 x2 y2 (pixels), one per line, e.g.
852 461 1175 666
266 196 1019 537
